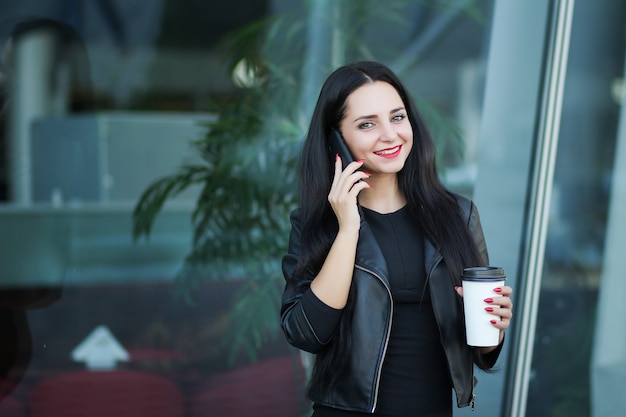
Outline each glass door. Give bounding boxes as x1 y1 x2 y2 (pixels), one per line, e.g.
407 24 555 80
522 1 626 416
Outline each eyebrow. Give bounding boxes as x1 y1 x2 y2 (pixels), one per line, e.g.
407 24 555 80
352 106 406 123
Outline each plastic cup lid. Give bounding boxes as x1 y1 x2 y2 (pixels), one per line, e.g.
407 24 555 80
462 266 506 281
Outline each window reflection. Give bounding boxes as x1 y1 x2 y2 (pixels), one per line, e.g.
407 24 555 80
0 1 498 416
526 2 626 416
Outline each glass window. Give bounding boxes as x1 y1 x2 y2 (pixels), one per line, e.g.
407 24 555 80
0 1 551 416
525 2 626 416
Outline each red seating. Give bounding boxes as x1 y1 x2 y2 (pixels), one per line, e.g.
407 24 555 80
0 396 27 417
0 378 28 417
29 370 184 417
190 356 306 417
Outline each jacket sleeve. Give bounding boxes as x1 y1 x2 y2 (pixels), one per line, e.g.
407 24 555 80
467 200 506 369
280 209 338 354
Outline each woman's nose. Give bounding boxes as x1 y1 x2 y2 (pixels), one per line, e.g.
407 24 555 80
379 122 397 141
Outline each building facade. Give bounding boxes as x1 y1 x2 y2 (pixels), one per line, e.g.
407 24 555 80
0 1 624 416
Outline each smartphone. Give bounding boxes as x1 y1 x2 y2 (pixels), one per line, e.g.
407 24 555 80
329 129 356 170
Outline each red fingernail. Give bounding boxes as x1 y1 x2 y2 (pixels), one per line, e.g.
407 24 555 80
494 288 502 293
356 159 364 163
484 298 493 303
485 307 494 312
490 320 497 324
336 153 340 161
363 172 371 177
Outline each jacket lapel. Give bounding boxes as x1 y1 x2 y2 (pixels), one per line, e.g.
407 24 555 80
355 216 391 288
424 236 442 277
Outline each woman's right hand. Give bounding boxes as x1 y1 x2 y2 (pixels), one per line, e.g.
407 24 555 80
327 154 371 232
310 155 369 309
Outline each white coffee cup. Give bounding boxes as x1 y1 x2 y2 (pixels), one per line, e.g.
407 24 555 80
462 266 506 347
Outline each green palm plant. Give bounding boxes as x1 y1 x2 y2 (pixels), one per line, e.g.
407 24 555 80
133 13 309 364
132 0 486 365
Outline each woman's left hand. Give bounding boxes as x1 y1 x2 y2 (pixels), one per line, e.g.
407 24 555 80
455 285 513 346
485 286 513 332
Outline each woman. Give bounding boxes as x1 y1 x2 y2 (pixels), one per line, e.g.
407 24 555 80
280 61 513 417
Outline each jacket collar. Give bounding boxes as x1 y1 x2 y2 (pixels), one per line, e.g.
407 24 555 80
354 208 390 287
354 204 445 287
424 236 443 277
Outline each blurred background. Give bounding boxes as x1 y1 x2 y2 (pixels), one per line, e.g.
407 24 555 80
0 1 624 416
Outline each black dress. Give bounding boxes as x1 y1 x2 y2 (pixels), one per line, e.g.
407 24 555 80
304 205 453 417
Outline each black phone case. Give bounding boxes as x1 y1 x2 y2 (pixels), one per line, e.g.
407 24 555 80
329 129 355 170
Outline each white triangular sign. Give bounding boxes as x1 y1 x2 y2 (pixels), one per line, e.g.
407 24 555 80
71 325 129 370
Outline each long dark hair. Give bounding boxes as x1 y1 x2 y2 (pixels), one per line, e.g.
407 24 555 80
297 61 482 280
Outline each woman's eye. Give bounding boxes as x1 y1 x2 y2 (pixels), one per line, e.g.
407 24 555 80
358 121 374 129
392 114 406 122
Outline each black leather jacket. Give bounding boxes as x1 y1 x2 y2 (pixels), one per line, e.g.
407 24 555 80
280 195 500 413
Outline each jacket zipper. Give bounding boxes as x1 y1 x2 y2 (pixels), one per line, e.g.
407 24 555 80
355 264 393 413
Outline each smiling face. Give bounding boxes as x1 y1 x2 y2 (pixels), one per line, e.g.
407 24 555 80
339 81 413 177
